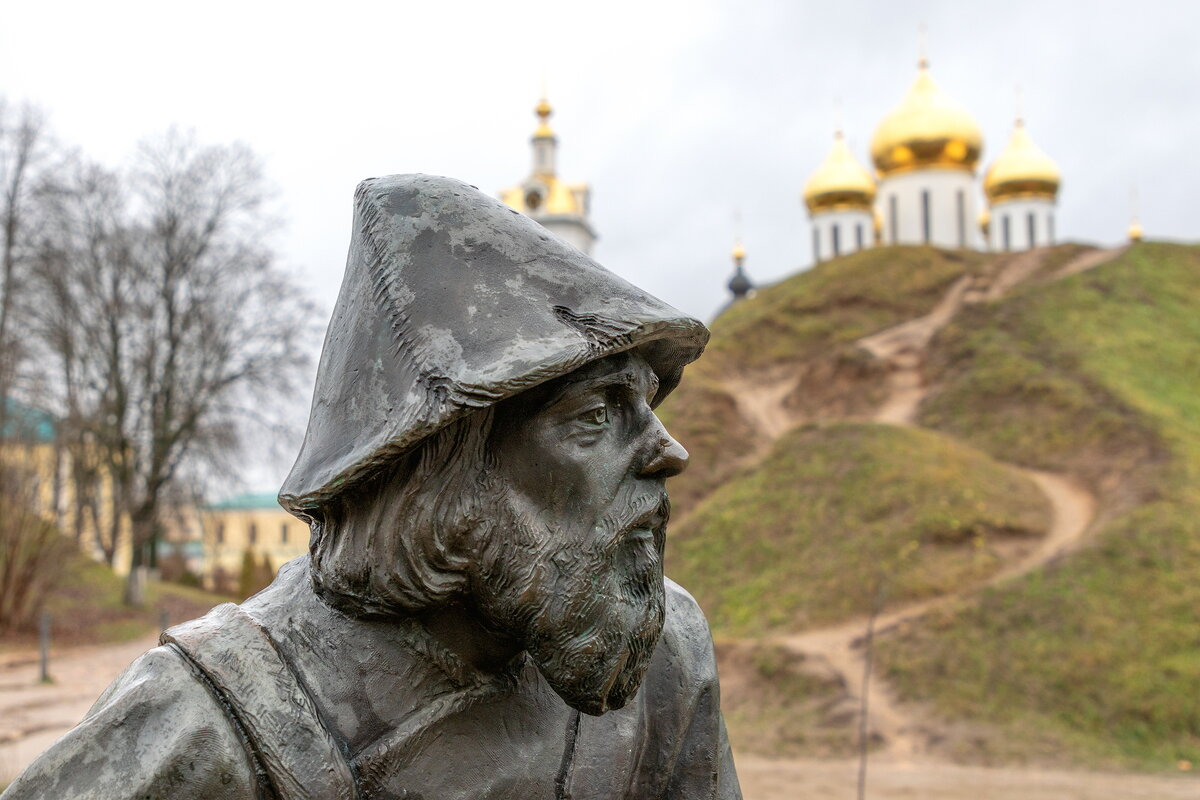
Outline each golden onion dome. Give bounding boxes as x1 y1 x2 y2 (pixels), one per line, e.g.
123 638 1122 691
1128 220 1144 242
803 131 876 213
731 241 746 262
870 59 983 177
533 96 555 139
984 118 1061 203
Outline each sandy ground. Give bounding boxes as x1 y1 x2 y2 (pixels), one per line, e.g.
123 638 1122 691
735 754 1199 800
0 634 158 784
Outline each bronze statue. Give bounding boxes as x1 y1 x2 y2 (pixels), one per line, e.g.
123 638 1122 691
2 175 741 799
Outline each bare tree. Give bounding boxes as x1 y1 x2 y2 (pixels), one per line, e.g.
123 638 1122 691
0 100 50 425
32 131 317 604
32 159 133 564
0 101 70 632
0 440 72 633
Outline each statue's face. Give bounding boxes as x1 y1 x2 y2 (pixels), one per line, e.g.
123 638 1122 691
476 351 688 715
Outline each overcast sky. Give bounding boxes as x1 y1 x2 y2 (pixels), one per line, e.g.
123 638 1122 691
3 0 1195 490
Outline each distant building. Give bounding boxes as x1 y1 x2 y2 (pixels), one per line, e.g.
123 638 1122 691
0 397 133 572
983 117 1062 251
727 240 754 302
200 492 305 593
790 54 1067 291
869 57 986 250
1 397 63 528
500 97 597 255
803 130 877 263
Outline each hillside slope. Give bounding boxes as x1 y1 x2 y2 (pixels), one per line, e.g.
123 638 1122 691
669 423 1050 634
657 246 990 512
879 242 1200 767
660 242 1200 769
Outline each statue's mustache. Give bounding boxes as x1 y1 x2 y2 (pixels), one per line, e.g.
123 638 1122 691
600 493 671 553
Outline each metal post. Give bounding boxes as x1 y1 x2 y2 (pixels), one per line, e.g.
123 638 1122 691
38 611 51 683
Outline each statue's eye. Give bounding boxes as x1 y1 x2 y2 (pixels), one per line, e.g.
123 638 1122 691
578 405 609 427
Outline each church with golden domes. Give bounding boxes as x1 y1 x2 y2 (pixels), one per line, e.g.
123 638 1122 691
495 72 1083 309
500 97 597 255
802 55 1061 264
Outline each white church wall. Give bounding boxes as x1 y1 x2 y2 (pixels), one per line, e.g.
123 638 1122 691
811 209 874 263
876 168 981 250
988 198 1056 251
540 218 596 255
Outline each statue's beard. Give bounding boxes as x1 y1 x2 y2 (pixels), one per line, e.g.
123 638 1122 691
474 484 669 716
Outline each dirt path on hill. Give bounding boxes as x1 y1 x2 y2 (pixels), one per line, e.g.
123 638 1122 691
773 468 1094 759
722 246 1125 764
0 634 158 783
725 373 800 442
1050 245 1128 282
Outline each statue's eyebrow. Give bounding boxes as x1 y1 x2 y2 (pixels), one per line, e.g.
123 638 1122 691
542 364 657 410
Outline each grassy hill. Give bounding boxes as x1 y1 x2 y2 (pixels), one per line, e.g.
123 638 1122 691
661 241 1200 769
668 423 1049 634
658 246 992 514
878 242 1200 768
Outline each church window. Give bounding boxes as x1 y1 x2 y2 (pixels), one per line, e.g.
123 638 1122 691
1048 213 1055 244
812 227 820 263
921 190 931 243
1027 212 1037 248
832 224 841 257
888 196 898 244
956 190 966 247
1002 214 1011 251
856 223 864 250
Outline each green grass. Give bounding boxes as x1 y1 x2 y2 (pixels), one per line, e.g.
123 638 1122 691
705 246 992 372
660 246 987 516
666 422 1050 635
879 242 1200 768
658 365 761 514
0 552 229 652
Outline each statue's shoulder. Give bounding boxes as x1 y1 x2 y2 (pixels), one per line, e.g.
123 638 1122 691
658 577 719 687
664 576 708 630
162 588 359 800
1 643 260 799
91 641 221 714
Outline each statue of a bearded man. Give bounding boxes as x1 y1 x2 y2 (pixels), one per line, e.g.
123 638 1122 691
2 176 741 799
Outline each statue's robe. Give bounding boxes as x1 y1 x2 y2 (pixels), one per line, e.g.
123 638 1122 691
1 558 740 799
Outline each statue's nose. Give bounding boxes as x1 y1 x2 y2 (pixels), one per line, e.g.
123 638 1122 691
640 428 689 479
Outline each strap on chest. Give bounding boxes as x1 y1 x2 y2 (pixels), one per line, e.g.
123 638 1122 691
162 603 360 800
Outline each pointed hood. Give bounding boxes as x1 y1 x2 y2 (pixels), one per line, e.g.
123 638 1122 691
280 175 707 517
